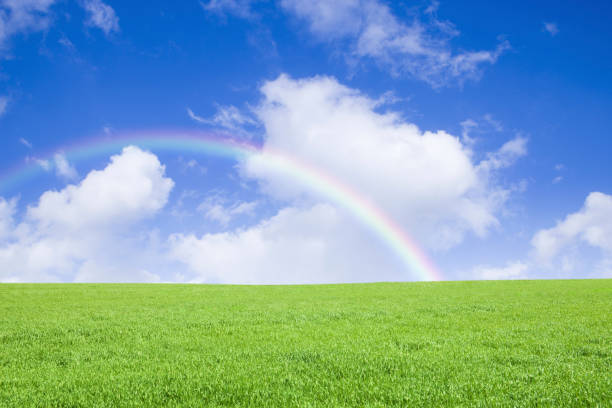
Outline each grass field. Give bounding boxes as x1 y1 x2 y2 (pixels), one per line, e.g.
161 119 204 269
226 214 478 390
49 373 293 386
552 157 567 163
0 280 610 407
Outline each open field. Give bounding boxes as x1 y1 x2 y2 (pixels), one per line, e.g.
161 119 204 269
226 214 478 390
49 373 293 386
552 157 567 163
0 281 610 407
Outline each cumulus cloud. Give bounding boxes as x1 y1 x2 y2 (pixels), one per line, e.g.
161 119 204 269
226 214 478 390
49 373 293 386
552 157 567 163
169 203 400 284
280 0 508 87
81 0 119 35
532 192 612 262
168 74 527 283
242 74 524 250
0 146 174 282
0 197 17 240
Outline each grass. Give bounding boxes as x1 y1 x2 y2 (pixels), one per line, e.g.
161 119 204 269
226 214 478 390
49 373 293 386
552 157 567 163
0 280 610 407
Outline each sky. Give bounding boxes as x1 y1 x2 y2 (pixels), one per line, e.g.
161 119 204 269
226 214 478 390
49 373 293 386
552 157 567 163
0 0 611 283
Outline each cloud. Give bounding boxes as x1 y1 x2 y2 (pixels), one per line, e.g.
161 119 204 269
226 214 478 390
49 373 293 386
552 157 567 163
187 105 258 136
0 96 8 116
170 75 527 283
81 0 119 35
177 156 207 174
552 176 563 184
460 118 478 144
25 155 51 171
52 153 78 180
532 192 612 262
477 136 527 173
0 0 118 57
0 0 56 51
30 147 173 230
198 195 257 226
543 22 559 36
186 107 206 123
200 0 255 19
241 74 524 250
19 137 32 148
473 261 528 280
280 0 508 87
0 146 174 282
0 197 17 240
169 203 400 284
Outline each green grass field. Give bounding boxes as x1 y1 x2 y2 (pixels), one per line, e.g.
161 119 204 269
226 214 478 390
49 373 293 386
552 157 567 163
0 280 610 407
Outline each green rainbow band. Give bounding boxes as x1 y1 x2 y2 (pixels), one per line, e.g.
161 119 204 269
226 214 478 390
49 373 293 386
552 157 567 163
0 130 443 281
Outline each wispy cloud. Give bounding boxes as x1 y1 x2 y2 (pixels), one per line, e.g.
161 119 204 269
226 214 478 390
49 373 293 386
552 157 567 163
478 136 528 173
0 96 8 116
25 155 51 171
280 0 509 87
186 107 207 123
53 153 78 180
543 22 559 36
198 196 258 226
81 0 119 35
200 0 256 19
187 105 258 136
19 138 32 148
0 0 56 52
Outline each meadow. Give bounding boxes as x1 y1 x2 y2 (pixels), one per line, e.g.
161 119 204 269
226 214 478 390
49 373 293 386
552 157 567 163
0 280 610 407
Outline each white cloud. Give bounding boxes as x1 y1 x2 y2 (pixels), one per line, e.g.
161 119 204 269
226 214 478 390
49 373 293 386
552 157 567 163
543 22 559 36
169 203 400 284
483 113 503 132
198 196 257 226
473 261 528 280
177 156 207 174
187 105 257 135
552 176 563 184
186 107 206 123
0 146 174 282
532 192 612 262
30 147 173 230
477 136 528 173
460 118 478 144
0 96 8 116
53 153 78 180
25 155 51 170
0 0 56 51
0 197 17 240
81 0 119 35
200 0 255 19
173 76 530 282
19 137 32 148
242 74 524 250
280 0 508 87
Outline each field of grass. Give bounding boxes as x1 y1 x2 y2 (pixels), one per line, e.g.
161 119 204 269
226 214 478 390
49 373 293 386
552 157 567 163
0 280 610 407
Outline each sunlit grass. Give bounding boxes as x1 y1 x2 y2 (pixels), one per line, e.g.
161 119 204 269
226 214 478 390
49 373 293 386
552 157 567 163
1 280 610 406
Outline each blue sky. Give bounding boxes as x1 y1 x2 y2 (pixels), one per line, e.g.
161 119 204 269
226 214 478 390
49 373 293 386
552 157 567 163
0 0 611 283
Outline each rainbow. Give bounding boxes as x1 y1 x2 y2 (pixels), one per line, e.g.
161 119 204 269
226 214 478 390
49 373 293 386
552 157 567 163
0 130 443 281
